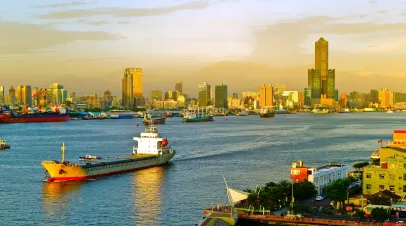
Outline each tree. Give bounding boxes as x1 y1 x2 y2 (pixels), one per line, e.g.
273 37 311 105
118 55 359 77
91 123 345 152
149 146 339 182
294 180 317 201
354 209 366 219
371 207 390 222
353 162 369 170
324 178 351 209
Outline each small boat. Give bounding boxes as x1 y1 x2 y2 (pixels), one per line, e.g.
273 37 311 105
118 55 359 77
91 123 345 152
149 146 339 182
82 115 91 120
79 155 102 161
143 112 166 125
0 139 10 149
386 110 394 113
183 108 214 122
370 151 380 161
259 108 275 118
237 110 249 116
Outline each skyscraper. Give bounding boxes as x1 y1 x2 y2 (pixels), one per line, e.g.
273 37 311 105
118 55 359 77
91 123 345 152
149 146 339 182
175 82 183 94
198 82 211 107
308 37 335 101
124 68 142 98
259 84 273 107
0 85 4 104
16 85 32 106
47 83 67 105
215 83 228 108
122 71 133 109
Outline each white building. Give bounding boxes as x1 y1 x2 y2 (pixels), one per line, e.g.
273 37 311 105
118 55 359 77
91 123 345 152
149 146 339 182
290 160 348 195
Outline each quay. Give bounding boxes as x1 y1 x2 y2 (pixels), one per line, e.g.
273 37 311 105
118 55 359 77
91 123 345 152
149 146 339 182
238 214 404 226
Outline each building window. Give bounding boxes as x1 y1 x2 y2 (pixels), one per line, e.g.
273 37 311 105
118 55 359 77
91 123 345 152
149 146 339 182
390 186 395 192
390 174 394 180
366 184 371 189
403 185 406 192
379 174 385 179
308 170 312 175
379 185 385 190
404 174 406 181
366 173 371 179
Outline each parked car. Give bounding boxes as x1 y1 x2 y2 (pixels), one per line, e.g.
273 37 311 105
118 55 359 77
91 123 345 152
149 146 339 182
315 195 326 201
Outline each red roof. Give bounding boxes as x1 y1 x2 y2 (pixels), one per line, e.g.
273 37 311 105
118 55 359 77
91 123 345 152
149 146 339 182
394 130 406 134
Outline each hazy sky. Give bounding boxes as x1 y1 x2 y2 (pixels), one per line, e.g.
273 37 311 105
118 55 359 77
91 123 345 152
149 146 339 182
1 0 406 97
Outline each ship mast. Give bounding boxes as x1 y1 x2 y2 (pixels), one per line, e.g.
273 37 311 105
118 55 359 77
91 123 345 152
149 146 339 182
61 142 66 162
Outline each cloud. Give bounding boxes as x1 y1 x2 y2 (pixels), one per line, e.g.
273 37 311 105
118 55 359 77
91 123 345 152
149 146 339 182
377 10 387 14
76 19 109 25
0 21 124 54
369 0 377 3
39 1 209 19
33 1 94 8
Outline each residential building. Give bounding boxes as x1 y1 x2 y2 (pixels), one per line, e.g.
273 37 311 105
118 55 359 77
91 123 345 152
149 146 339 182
281 91 298 108
215 83 228 108
290 160 348 195
339 93 347 108
363 130 406 197
126 68 142 97
16 85 32 106
379 88 393 108
0 85 4 104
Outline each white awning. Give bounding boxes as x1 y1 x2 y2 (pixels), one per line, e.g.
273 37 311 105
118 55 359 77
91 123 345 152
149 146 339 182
228 188 249 203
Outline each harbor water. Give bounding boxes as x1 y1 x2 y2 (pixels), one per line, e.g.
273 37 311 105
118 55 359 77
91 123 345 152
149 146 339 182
0 113 401 225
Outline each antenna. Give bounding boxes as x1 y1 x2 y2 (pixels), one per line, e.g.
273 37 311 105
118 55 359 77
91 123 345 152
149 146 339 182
222 175 233 207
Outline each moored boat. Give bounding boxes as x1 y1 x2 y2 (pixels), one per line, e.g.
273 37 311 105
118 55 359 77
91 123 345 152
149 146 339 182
143 112 166 125
236 110 249 116
259 108 275 118
41 124 176 182
0 106 69 123
0 139 10 149
312 109 329 114
183 108 214 122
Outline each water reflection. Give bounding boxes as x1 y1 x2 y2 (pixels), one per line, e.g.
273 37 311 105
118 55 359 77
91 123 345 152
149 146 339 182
42 181 84 223
132 166 165 225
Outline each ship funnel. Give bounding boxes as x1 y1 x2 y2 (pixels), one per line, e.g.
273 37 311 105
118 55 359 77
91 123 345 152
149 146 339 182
297 160 303 167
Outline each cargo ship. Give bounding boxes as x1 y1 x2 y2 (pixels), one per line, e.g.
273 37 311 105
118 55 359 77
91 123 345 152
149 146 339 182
183 108 214 122
259 108 275 118
0 106 69 123
41 123 176 182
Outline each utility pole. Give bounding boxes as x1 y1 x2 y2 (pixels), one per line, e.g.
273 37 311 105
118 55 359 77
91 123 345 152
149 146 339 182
291 181 294 213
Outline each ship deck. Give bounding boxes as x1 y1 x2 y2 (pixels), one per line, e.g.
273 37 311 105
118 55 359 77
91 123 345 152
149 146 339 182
80 154 158 169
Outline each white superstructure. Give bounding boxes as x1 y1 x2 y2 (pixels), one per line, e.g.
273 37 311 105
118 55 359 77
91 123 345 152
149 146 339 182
133 126 173 155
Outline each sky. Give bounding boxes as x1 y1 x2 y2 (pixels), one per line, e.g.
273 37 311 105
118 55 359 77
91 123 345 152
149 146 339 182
1 0 406 97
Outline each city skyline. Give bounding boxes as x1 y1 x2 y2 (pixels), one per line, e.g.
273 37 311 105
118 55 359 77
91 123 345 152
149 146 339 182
2 0 406 95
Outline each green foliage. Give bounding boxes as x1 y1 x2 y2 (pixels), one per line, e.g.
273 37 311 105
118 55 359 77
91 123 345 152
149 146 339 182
353 162 369 169
324 178 351 203
349 186 362 196
293 180 317 201
371 207 390 221
320 207 334 215
85 108 102 112
354 209 366 218
293 203 313 215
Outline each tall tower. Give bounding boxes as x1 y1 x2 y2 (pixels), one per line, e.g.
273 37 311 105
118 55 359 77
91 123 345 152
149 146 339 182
308 37 335 101
122 72 133 109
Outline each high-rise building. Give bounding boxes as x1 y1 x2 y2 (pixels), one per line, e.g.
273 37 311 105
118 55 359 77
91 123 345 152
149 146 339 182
379 88 393 108
16 85 32 106
151 90 162 101
339 93 347 108
198 82 211 107
175 82 183 94
370 89 379 104
308 37 335 101
47 83 67 105
259 84 273 107
304 88 312 106
165 91 177 100
0 85 4 104
215 83 228 108
122 71 133 109
124 68 142 98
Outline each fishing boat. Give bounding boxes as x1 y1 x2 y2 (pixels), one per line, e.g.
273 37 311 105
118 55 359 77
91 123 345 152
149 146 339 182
41 122 176 182
143 112 166 125
259 108 275 118
183 108 213 122
0 139 10 149
386 109 394 113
